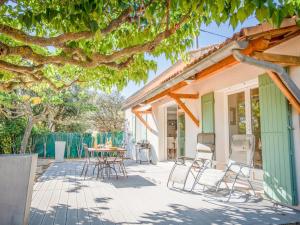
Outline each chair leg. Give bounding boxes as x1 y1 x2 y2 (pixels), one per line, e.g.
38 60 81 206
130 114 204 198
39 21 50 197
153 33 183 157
227 174 239 201
93 164 97 175
96 164 100 179
191 169 203 192
247 179 256 196
80 161 86 176
167 164 177 188
84 163 89 180
183 166 193 190
122 163 128 178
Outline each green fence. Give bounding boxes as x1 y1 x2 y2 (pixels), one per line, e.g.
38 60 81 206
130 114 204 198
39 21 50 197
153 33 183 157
33 131 124 158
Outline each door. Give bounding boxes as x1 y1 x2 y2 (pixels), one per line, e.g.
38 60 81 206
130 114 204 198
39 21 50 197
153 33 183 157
227 87 262 168
259 74 297 205
178 112 185 157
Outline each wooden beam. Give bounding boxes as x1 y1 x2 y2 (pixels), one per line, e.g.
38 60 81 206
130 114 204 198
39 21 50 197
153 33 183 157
195 38 270 80
267 71 300 114
143 81 188 104
169 93 199 126
169 93 199 99
133 111 158 135
253 52 300 66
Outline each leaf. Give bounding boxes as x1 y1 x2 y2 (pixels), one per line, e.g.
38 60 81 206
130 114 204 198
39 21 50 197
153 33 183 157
230 14 238 29
255 7 268 22
273 10 283 28
22 13 32 29
237 9 247 22
88 20 99 32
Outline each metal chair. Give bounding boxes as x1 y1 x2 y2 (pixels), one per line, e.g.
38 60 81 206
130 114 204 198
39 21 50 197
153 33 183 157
105 150 128 178
80 144 104 179
167 133 215 190
195 134 256 201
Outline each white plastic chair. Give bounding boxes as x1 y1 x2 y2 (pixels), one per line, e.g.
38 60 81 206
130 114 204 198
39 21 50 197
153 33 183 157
167 140 214 190
195 134 256 201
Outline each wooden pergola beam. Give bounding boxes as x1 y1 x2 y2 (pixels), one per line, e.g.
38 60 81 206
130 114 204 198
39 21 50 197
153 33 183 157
133 110 158 135
253 52 300 66
169 93 199 126
267 71 300 114
143 81 188 104
169 93 199 99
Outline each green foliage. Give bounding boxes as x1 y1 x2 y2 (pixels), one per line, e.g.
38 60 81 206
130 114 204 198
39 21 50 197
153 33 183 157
0 0 298 91
0 115 26 153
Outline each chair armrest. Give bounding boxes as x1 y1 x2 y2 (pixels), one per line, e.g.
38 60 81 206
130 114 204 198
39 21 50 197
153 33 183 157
174 156 193 164
228 161 253 169
209 160 227 167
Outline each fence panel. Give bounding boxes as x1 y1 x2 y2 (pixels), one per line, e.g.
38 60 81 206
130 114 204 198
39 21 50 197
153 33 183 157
33 131 123 158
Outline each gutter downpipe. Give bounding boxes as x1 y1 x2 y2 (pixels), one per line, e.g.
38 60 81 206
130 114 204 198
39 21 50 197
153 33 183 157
123 41 249 110
232 49 300 112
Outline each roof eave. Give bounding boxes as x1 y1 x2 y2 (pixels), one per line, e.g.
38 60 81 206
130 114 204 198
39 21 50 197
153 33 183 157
122 40 249 110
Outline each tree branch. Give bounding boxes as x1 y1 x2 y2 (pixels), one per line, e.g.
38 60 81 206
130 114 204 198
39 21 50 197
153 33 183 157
0 6 133 48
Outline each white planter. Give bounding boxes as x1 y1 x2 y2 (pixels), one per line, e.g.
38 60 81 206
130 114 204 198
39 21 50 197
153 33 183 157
0 154 37 225
55 141 66 162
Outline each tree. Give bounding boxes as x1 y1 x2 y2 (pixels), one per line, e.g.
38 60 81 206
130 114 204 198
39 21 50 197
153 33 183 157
0 114 25 153
0 91 54 153
88 91 125 132
46 86 93 132
0 1 298 91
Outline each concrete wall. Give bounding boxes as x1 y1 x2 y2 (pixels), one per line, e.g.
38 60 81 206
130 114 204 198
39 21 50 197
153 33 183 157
184 99 200 158
0 154 37 225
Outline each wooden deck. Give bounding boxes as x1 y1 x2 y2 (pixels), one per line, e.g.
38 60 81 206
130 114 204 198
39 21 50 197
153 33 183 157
30 161 300 225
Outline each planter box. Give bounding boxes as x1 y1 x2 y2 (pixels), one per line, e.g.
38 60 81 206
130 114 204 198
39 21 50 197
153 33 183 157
55 141 66 162
0 154 37 225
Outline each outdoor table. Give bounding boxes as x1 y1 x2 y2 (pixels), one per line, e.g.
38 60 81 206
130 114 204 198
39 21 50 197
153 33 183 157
88 147 126 179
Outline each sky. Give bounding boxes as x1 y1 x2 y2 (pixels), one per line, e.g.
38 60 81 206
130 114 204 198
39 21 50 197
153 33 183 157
121 17 259 98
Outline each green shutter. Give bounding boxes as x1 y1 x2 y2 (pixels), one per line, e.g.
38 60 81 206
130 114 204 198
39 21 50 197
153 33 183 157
259 74 297 205
178 113 185 156
201 92 215 133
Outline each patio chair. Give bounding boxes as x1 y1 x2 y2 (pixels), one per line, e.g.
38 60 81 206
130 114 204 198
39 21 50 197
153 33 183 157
194 134 256 201
167 133 215 190
104 150 128 179
80 144 104 179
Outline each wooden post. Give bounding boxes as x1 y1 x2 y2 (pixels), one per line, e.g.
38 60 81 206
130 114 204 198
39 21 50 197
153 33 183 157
133 111 158 135
169 93 199 126
267 71 300 113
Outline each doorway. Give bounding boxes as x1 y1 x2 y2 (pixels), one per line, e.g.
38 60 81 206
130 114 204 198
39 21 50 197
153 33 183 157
167 106 177 160
227 86 262 169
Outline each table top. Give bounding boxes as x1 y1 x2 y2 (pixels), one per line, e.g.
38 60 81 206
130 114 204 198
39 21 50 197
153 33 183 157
88 147 126 153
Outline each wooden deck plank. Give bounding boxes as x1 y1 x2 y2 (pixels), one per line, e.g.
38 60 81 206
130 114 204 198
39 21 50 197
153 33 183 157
30 161 300 225
53 165 71 225
29 190 53 225
40 169 65 225
83 185 104 225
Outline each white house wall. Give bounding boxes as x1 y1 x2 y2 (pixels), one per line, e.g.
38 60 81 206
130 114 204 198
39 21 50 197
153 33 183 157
146 108 159 164
183 99 200 158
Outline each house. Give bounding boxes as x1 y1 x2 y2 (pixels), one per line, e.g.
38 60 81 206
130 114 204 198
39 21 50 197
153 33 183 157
123 18 300 206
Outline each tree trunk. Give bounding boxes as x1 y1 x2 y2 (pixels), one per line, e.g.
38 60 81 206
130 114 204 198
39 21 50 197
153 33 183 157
48 121 56 132
20 116 34 154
